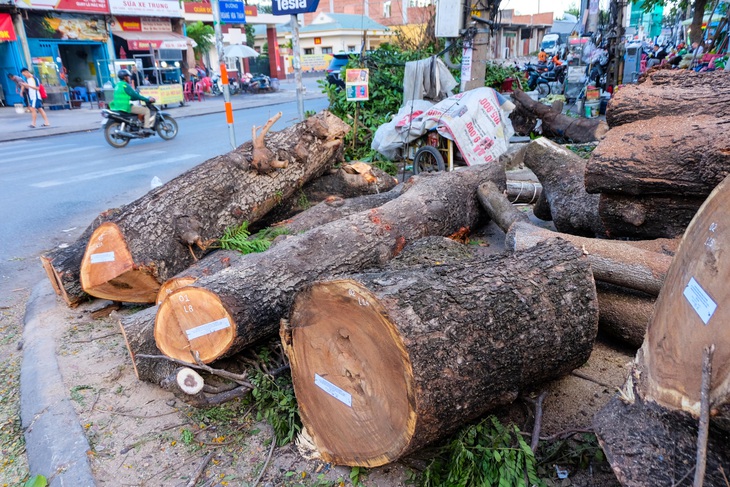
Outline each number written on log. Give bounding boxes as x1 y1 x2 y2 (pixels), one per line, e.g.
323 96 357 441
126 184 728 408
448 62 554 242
683 277 717 325
314 374 352 407
90 251 115 264
185 317 232 340
348 288 370 307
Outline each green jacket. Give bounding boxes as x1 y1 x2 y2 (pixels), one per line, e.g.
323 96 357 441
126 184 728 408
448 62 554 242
109 80 150 112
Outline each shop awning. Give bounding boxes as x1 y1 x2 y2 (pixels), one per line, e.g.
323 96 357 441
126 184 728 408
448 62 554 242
113 31 192 51
0 13 17 42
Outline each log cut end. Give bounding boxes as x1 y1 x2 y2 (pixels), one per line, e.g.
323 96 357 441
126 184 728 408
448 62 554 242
282 280 417 467
155 287 236 364
157 276 198 305
80 222 160 303
638 175 730 415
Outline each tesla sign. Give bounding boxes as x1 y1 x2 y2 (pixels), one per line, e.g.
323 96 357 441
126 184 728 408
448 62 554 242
271 0 319 15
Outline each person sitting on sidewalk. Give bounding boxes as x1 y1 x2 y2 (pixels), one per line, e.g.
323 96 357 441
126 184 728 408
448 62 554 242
110 69 155 133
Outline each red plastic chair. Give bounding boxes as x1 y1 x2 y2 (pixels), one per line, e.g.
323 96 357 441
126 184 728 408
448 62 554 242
183 82 194 102
194 82 205 101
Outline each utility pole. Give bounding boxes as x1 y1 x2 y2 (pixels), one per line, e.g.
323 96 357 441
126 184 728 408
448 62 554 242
463 1 490 92
290 15 305 121
211 0 236 149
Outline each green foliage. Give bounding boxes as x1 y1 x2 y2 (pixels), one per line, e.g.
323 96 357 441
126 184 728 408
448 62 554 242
350 466 366 486
420 416 544 487
566 144 597 159
186 21 214 61
297 190 311 210
322 43 451 163
24 475 47 487
484 62 521 90
180 428 194 445
536 432 604 478
69 385 94 406
245 24 255 50
219 222 289 254
245 368 301 446
304 109 317 118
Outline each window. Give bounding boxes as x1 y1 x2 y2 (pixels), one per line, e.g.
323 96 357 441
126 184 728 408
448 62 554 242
347 45 356 52
321 47 333 54
383 0 391 18
409 0 431 6
304 48 314 55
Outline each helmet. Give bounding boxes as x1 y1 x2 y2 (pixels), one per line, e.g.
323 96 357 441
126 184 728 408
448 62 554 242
117 69 131 80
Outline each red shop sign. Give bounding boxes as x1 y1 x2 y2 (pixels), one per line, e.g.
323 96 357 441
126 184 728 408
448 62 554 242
0 14 17 42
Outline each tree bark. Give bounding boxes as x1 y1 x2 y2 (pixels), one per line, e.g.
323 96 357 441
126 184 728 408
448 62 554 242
39 209 121 307
596 282 654 348
510 89 609 143
585 115 730 198
523 138 606 237
506 221 674 296
122 163 507 379
251 163 398 231
282 239 598 467
598 193 703 239
606 69 730 127
75 111 350 304
476 181 530 233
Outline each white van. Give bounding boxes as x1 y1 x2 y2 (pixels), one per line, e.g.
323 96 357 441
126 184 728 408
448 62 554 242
541 34 561 56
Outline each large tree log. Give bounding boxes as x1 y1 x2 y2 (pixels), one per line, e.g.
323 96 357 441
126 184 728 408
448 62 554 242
510 88 609 143
595 175 730 485
598 193 703 239
40 209 121 307
506 221 673 296
585 115 730 198
123 164 506 382
281 239 599 467
252 163 398 231
606 69 730 127
523 138 606 237
596 282 654 348
74 111 350 304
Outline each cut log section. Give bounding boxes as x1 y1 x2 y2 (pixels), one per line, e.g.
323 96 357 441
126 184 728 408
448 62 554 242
522 138 606 237
585 115 730 198
282 239 599 467
57 111 349 305
596 282 655 348
606 69 730 127
122 163 506 377
598 193 703 239
506 221 673 296
595 174 730 485
510 88 609 142
40 209 121 307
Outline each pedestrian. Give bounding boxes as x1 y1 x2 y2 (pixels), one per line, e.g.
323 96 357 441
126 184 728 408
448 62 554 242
130 65 144 89
18 68 50 128
7 72 30 112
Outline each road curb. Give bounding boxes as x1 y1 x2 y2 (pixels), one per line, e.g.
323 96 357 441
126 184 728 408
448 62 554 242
20 280 96 487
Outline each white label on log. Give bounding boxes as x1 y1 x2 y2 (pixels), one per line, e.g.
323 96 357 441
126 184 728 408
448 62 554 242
683 277 717 325
185 318 231 340
314 374 352 407
90 251 115 264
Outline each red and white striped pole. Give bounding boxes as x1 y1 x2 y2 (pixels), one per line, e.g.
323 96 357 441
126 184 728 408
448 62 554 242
211 0 237 149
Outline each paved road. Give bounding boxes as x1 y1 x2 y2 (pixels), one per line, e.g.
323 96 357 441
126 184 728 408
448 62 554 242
0 96 330 302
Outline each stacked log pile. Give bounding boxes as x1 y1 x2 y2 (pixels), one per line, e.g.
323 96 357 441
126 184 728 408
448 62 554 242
584 69 730 239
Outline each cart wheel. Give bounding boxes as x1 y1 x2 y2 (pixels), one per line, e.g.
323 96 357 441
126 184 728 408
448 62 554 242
413 146 445 175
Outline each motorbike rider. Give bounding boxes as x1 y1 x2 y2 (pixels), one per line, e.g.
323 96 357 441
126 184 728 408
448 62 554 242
110 69 156 134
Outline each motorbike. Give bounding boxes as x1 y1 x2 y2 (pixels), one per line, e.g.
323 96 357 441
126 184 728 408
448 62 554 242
101 100 178 148
210 74 222 96
522 63 552 97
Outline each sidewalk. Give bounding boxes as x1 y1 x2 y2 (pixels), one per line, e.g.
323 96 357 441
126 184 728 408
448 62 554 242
0 76 328 143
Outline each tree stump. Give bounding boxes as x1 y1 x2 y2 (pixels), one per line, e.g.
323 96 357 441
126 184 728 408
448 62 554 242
52 111 350 305
282 239 599 467
121 163 506 382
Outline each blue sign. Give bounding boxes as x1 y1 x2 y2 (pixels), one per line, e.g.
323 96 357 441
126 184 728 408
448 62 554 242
220 1 246 24
271 0 320 16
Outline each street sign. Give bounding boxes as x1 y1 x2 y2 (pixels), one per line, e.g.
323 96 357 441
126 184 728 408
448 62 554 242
220 1 246 24
271 0 320 16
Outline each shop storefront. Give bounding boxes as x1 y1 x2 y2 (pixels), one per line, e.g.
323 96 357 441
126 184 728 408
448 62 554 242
15 0 111 108
0 11 24 106
108 0 190 105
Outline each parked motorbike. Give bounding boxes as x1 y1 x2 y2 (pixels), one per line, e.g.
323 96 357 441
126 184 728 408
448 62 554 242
523 63 552 97
101 100 178 148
